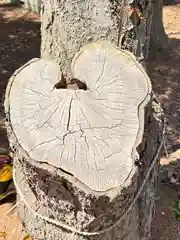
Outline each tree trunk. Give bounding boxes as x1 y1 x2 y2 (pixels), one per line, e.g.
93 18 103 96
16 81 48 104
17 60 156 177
4 1 165 240
149 0 169 58
41 0 154 74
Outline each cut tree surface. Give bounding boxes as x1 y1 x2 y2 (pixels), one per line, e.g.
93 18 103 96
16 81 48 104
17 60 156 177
7 41 152 191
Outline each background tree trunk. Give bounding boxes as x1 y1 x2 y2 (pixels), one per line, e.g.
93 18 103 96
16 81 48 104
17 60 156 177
149 0 169 58
4 0 165 240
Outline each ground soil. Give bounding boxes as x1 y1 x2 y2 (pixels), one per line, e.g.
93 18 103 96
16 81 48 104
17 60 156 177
0 2 180 240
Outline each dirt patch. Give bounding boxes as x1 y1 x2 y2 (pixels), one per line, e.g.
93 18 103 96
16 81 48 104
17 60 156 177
149 3 180 240
0 3 40 155
0 4 40 240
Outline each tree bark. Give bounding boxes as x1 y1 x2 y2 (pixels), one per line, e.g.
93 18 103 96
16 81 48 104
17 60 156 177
4 1 165 240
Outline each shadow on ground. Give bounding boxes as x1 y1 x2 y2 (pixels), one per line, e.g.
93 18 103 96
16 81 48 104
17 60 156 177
0 5 40 153
151 148 180 240
163 0 180 5
147 37 180 153
148 36 180 239
151 181 180 240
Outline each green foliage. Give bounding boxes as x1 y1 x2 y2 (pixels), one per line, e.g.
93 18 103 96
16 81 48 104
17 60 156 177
170 200 180 221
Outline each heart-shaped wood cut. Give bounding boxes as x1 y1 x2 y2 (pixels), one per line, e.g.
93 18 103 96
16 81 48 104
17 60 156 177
8 41 152 191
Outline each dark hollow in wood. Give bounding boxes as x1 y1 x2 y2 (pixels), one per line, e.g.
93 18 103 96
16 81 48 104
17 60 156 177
53 73 87 91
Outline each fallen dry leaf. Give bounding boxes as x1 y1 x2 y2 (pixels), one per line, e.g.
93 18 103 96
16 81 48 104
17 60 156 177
23 234 33 240
0 231 8 237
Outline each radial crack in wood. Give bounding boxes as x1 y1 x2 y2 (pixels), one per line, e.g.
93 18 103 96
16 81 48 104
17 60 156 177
6 41 151 192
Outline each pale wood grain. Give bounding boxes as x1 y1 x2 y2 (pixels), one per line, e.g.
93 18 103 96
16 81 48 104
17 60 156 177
8 41 151 191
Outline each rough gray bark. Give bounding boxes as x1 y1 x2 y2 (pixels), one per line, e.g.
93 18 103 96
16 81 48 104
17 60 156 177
4 0 165 239
149 0 169 58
